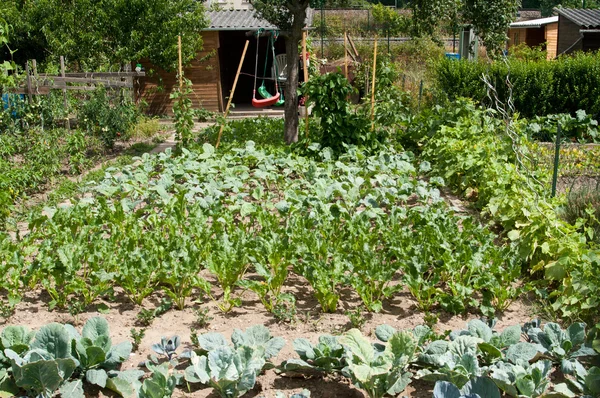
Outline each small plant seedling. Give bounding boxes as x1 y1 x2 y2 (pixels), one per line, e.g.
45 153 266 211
273 294 297 324
136 308 155 326
345 307 367 330
152 335 181 360
190 328 200 348
136 298 173 326
131 327 146 352
68 301 86 325
194 307 213 328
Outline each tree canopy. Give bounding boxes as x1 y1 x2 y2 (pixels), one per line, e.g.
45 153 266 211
1 0 208 70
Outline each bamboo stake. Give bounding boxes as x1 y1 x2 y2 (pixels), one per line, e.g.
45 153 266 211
302 31 310 140
216 40 249 149
178 35 183 89
344 32 348 79
60 56 70 130
370 37 378 131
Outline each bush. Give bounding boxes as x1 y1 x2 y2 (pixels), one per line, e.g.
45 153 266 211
432 51 600 119
78 86 138 148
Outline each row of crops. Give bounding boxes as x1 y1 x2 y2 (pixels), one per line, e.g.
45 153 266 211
1 142 520 318
1 316 599 398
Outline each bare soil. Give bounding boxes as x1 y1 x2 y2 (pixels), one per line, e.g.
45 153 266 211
4 271 535 398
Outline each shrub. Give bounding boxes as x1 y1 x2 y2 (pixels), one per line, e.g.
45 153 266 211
432 51 600 119
78 86 138 148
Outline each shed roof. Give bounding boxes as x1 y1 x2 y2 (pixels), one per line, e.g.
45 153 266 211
510 16 558 28
555 8 600 28
205 8 313 31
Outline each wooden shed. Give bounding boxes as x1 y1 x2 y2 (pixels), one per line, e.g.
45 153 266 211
556 8 600 56
508 16 559 59
135 9 313 115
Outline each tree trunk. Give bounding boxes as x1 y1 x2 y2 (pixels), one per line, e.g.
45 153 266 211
283 8 307 144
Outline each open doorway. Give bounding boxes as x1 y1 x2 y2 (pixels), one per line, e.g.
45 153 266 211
218 31 286 108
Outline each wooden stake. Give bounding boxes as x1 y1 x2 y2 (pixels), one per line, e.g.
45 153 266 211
370 37 378 131
302 31 310 140
26 62 32 103
216 40 249 149
178 35 183 89
344 32 348 79
60 56 70 130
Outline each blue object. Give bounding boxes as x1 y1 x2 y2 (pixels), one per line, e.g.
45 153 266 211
1 93 24 117
445 53 461 60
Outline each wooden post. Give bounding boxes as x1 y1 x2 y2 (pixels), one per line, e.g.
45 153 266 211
178 35 183 89
216 40 249 149
344 32 348 79
370 37 378 131
60 56 70 130
302 31 310 140
25 62 32 103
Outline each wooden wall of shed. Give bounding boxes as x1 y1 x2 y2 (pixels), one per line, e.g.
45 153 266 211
135 31 222 115
508 28 527 47
557 16 583 55
546 23 558 59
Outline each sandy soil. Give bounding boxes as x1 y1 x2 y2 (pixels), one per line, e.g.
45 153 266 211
4 270 535 398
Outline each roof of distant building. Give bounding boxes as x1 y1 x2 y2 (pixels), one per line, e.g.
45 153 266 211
205 8 314 31
555 8 600 28
510 16 558 28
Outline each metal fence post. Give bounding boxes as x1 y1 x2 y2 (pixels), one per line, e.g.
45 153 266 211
320 0 324 57
551 124 562 197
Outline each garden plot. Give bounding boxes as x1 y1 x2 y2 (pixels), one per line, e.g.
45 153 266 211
0 141 545 397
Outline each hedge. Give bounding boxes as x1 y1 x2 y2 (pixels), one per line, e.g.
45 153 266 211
432 51 600 118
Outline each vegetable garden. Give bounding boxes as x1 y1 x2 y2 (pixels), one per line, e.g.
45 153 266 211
1 16 600 397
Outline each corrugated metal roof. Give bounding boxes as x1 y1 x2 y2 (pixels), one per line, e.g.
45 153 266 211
556 8 600 28
510 16 558 28
205 8 313 31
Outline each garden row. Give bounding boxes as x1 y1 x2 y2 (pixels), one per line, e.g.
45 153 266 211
0 89 163 225
1 142 519 319
404 99 600 322
1 316 598 397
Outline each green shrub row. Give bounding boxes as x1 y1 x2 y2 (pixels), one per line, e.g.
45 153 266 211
432 52 600 119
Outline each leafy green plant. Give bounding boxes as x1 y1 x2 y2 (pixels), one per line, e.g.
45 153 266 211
184 325 284 398
488 359 553 397
139 362 180 398
5 323 79 398
151 336 181 361
522 320 596 373
280 335 345 375
303 72 373 154
171 78 194 148
193 307 213 329
433 377 501 398
345 307 367 330
340 329 414 398
273 294 297 324
130 328 146 352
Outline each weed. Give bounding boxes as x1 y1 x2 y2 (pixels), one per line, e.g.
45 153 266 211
193 307 213 329
345 307 367 330
137 308 155 326
130 328 146 352
273 294 297 324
